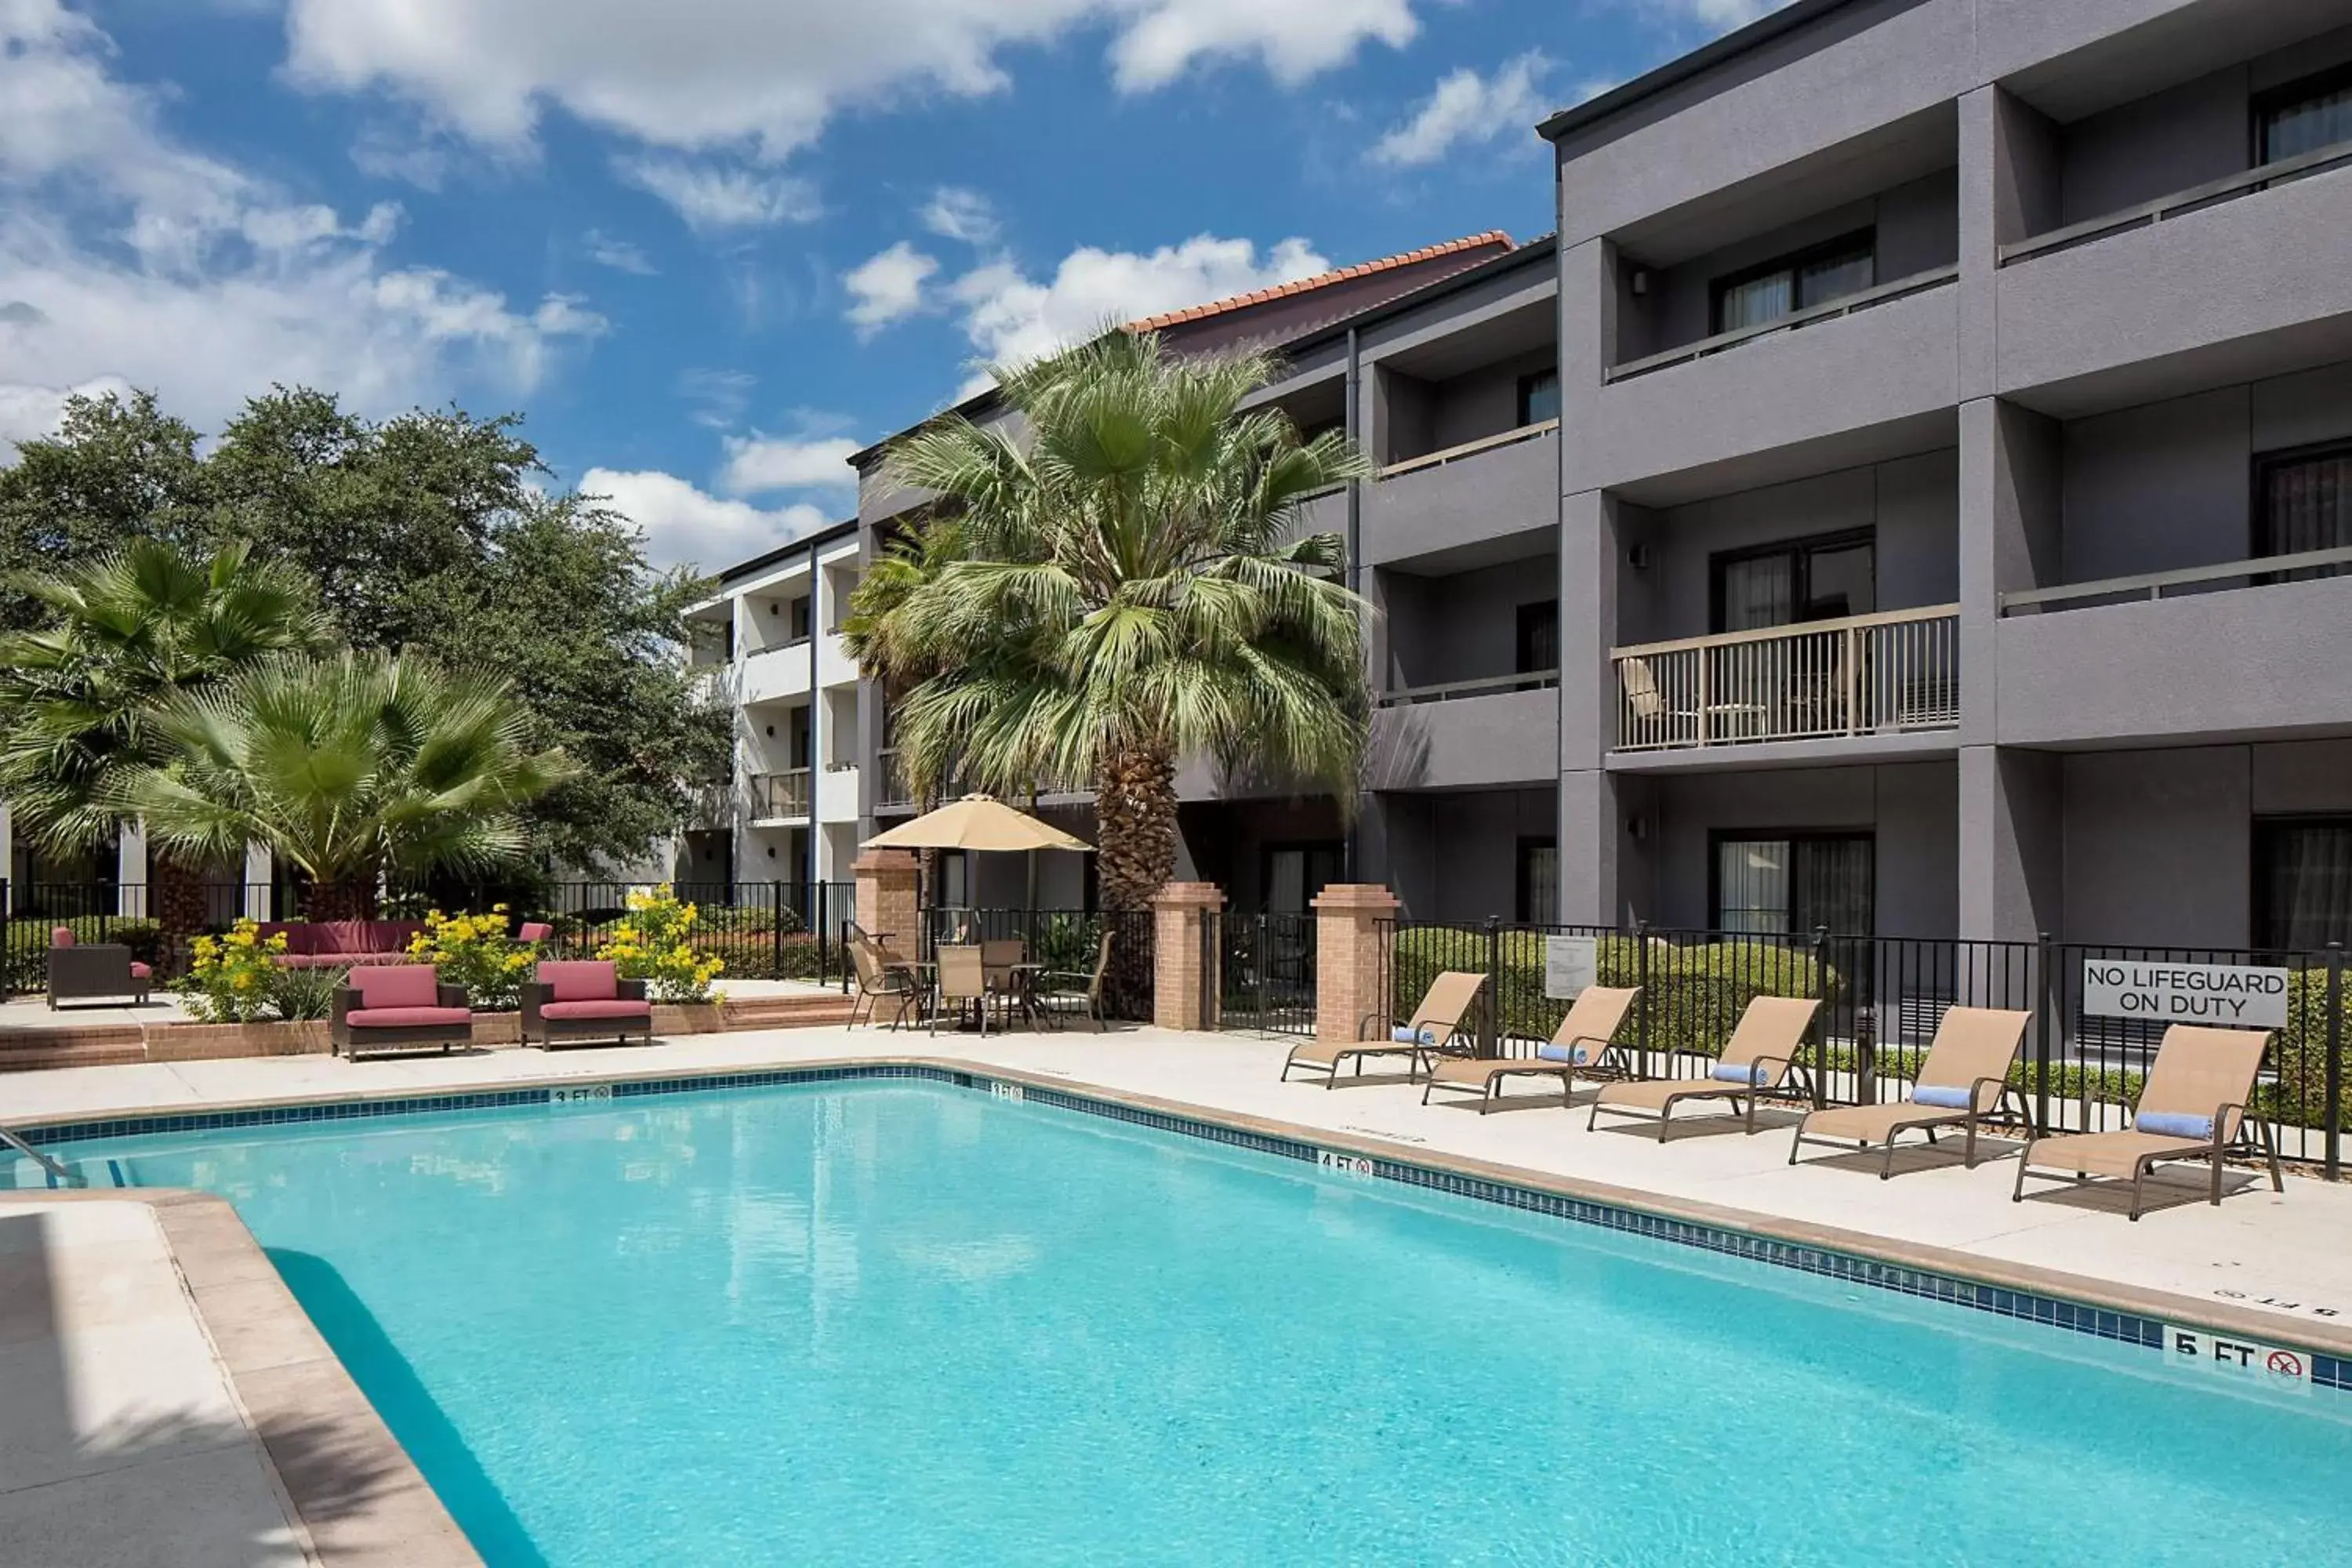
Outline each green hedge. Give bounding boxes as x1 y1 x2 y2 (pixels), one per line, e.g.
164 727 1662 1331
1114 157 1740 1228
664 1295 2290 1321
1392 927 1834 1058
7 916 165 995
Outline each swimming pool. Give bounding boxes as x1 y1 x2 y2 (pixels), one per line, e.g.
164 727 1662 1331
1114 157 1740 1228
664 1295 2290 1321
44 1075 2352 1566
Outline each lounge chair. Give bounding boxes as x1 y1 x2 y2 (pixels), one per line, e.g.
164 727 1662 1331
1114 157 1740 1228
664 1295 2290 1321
521 960 655 1050
46 926 153 1009
1787 1005 2031 1177
1280 970 1486 1088
1421 985 1641 1112
2012 1024 2284 1221
1587 993 1820 1139
331 964 474 1061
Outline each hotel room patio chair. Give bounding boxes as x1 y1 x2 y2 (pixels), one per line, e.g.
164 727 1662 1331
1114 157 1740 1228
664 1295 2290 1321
521 960 655 1051
1788 1005 2031 1177
1587 993 1821 1139
1280 969 1486 1088
331 964 474 1061
45 926 153 1009
1421 985 1642 1112
930 943 992 1036
1036 928 1113 1033
848 927 921 1030
2012 1024 2284 1221
1619 655 1767 746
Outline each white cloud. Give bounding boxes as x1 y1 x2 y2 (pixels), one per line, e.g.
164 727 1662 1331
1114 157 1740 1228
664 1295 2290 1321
1637 0 1793 30
717 433 861 497
278 0 1418 159
614 155 818 230
843 241 940 334
0 0 604 456
584 228 656 274
677 366 754 428
946 234 1328 379
920 187 998 245
1370 51 1549 169
584 466 826 573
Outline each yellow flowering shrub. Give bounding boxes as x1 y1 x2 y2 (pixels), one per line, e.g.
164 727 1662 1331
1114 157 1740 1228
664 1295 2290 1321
597 886 724 1003
181 920 292 1023
407 905 536 1011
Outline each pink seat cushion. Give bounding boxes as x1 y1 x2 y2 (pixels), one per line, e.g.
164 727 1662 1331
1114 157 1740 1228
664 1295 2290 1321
52 926 74 949
350 965 440 1010
538 960 619 1002
517 922 553 942
540 999 652 1021
347 1006 473 1029
129 962 153 980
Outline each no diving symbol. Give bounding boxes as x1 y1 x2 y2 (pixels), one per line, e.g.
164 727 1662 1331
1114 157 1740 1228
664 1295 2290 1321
2267 1349 2306 1378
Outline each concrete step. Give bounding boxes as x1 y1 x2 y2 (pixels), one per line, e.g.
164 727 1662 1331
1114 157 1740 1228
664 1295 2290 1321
0 1025 148 1073
720 993 855 1029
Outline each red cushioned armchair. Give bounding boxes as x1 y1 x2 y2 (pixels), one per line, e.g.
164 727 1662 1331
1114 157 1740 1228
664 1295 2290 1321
331 964 475 1061
521 960 655 1051
46 926 153 1009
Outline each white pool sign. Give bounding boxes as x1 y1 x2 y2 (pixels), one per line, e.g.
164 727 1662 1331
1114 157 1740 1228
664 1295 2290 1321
2080 960 2290 1029
1317 1149 1375 1178
2167 1326 2313 1390
1544 935 1599 1000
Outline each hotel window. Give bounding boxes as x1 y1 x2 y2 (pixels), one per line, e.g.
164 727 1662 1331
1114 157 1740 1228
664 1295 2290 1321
789 596 813 641
1515 601 1559 675
1517 838 1559 926
1711 531 1875 633
1516 369 1560 427
2258 65 2352 163
1714 833 1874 937
2256 818 2352 953
1710 231 1875 335
2256 441 2352 579
1264 842 1344 915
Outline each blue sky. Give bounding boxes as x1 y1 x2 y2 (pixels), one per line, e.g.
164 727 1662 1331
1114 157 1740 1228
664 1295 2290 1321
0 0 1775 573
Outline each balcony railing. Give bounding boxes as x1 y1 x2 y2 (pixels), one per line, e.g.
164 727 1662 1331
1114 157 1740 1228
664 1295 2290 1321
748 768 811 820
1376 418 1557 481
875 750 1087 810
1998 136 2352 267
1998 544 2352 615
1611 605 1959 752
1605 265 1958 384
1379 668 1559 706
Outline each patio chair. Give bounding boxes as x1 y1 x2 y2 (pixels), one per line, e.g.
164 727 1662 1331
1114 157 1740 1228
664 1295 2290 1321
1280 970 1486 1088
848 930 921 1030
1036 928 1113 1033
1421 985 1641 1112
1787 1005 2031 1178
2012 1024 2283 1221
45 926 153 1009
330 964 474 1062
1586 993 1820 1140
521 960 655 1051
930 943 991 1036
1618 655 1766 746
982 938 1025 1025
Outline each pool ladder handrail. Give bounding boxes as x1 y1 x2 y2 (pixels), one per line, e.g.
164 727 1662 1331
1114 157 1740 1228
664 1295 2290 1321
1 1124 75 1186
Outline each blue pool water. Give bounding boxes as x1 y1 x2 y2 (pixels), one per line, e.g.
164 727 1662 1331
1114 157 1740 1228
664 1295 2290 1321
53 1079 2352 1566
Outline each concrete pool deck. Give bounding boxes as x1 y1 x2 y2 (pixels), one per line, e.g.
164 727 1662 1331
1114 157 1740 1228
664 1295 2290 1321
5 1020 2350 1563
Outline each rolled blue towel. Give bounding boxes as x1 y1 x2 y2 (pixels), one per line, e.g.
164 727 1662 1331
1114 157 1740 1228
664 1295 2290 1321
1710 1060 1769 1087
2135 1110 2216 1140
1911 1084 1973 1109
1535 1042 1591 1065
1391 1025 1439 1047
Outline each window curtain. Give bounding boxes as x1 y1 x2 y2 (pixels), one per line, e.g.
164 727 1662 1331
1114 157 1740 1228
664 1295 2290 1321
1716 840 1791 935
1721 554 1795 631
2260 824 2352 953
2266 81 2352 161
2262 452 2352 577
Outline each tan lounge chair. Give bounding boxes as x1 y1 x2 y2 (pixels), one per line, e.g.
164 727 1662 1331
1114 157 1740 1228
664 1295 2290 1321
1421 985 1642 1112
1281 970 1486 1088
1587 993 1820 1140
1787 1005 2030 1178
2012 1024 2284 1221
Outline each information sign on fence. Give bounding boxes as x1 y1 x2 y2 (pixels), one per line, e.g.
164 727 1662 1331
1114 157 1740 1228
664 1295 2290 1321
1544 935 1598 1000
2080 960 2291 1029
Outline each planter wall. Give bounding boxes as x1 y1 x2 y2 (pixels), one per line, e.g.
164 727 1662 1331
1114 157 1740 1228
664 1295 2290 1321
143 1019 330 1062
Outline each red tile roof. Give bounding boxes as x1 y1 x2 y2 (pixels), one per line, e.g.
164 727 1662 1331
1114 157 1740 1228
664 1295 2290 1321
1123 230 1516 333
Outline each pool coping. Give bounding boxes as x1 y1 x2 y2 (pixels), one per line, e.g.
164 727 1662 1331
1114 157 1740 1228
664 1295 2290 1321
17 1051 2352 1387
0 1186 483 1568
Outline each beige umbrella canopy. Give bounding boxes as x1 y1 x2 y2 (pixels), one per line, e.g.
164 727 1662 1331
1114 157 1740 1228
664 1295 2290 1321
862 793 1091 853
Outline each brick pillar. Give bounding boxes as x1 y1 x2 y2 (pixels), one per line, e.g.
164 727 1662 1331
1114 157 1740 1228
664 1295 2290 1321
1312 884 1400 1045
853 850 920 956
1152 882 1225 1032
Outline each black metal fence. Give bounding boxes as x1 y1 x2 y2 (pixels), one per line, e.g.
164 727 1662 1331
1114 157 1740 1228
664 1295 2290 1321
1218 913 1317 1037
1385 918 2348 1174
920 906 1156 1022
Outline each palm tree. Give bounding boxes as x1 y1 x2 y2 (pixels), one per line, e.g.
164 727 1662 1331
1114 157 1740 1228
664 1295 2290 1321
840 519 966 906
879 329 1372 913
118 650 576 919
0 539 328 930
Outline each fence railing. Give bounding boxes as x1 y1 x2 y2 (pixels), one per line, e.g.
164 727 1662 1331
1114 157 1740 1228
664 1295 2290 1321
1384 919 2347 1174
1612 605 1959 751
748 768 812 819
920 906 1156 1022
1219 912 1318 1037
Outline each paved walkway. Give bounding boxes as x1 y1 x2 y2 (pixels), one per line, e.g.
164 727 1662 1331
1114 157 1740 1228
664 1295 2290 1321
7 1020 2349 1338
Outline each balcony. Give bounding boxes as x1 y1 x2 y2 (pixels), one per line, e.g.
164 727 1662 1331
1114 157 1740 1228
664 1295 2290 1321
1994 551 2352 748
747 768 811 822
1995 141 2352 411
1610 605 1958 755
1360 423 1558 568
1368 673 1559 791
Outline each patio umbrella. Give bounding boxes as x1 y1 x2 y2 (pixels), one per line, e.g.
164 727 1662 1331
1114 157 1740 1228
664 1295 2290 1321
862 793 1091 854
